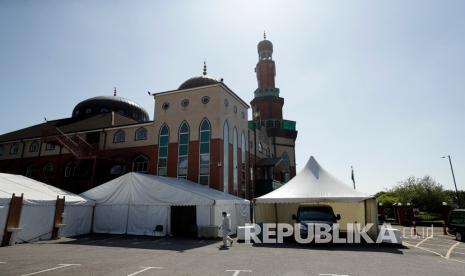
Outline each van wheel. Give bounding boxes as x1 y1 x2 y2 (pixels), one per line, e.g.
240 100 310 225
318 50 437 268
456 232 464 242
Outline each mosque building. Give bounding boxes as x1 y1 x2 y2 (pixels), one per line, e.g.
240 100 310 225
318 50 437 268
0 35 297 199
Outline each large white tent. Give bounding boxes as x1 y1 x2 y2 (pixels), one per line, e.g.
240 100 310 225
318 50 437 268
254 156 378 236
81 173 250 237
0 173 94 244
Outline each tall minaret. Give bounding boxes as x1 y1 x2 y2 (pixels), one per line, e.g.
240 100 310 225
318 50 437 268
251 32 283 120
251 33 298 179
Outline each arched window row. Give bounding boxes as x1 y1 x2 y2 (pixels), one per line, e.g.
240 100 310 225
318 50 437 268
199 119 211 185
133 155 149 173
177 121 190 179
157 124 169 176
135 127 148 141
223 120 229 192
64 162 78 178
233 127 238 194
241 132 246 197
113 127 149 144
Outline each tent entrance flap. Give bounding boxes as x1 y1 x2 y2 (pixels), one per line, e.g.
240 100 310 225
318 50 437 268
171 206 197 237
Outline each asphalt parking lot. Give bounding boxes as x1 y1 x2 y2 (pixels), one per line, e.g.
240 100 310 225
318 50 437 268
396 225 465 263
0 232 464 276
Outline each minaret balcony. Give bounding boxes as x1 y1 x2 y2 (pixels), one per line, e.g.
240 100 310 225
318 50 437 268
248 119 296 131
254 88 280 98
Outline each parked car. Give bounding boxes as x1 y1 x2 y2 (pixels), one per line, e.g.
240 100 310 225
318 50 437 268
292 204 341 241
447 209 465 242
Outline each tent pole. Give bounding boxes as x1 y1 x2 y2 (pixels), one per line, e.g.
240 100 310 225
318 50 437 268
252 199 256 224
125 204 130 235
211 200 215 226
274 203 278 231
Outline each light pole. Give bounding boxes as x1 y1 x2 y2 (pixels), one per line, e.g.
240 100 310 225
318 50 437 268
441 155 460 207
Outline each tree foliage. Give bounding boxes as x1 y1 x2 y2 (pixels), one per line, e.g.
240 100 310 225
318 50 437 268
379 176 451 213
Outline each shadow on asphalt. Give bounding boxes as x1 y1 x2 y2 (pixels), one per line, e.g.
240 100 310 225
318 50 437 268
251 240 407 254
57 234 220 253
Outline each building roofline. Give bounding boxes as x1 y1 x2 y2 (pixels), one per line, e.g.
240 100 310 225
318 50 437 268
0 118 154 144
153 83 250 108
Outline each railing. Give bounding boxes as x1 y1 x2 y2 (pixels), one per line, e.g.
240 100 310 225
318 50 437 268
42 125 97 159
248 119 296 131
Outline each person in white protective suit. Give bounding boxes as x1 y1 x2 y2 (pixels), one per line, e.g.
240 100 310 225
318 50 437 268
220 211 233 247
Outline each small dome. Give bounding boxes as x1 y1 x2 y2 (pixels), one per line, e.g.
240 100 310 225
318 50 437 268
178 75 219 90
72 96 150 122
258 39 273 53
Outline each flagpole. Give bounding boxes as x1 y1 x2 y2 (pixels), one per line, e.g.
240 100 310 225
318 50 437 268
351 166 356 190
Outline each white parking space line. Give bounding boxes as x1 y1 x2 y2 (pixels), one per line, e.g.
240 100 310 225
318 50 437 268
446 242 461 259
415 236 433 247
127 266 163 276
319 274 349 276
0 261 6 264
226 270 252 276
21 264 81 276
420 243 458 249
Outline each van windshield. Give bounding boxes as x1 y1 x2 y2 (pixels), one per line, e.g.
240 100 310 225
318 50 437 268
299 209 334 221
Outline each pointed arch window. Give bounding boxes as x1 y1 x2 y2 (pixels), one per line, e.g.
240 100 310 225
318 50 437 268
10 143 19 155
158 124 169 176
134 127 148 141
177 122 190 179
223 121 229 192
110 164 125 175
133 155 149 173
241 132 246 197
233 127 238 194
26 164 39 178
42 162 54 178
113 130 126 143
29 141 39 152
199 119 211 185
64 162 78 178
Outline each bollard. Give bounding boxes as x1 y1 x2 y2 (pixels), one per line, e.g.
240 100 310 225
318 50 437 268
412 220 417 236
442 221 447 235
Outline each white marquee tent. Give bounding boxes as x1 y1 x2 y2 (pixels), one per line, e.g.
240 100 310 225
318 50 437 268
254 156 378 235
81 173 250 237
0 173 94 244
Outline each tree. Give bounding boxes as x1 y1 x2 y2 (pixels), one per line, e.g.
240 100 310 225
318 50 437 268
388 176 450 213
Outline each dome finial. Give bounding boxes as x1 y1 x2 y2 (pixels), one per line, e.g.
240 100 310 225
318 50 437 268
264 31 266 40
113 87 117 96
203 61 207 76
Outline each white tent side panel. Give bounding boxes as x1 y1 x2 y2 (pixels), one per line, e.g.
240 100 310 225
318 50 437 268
61 205 93 237
127 205 169 236
93 205 129 234
0 203 9 243
17 205 55 242
196 206 212 227
213 202 251 236
364 198 379 239
255 204 276 223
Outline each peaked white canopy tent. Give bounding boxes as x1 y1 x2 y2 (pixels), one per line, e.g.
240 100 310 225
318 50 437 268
254 156 378 235
0 173 94 244
81 173 250 237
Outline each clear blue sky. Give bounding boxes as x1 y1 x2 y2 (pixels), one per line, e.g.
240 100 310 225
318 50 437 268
1 0 464 194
